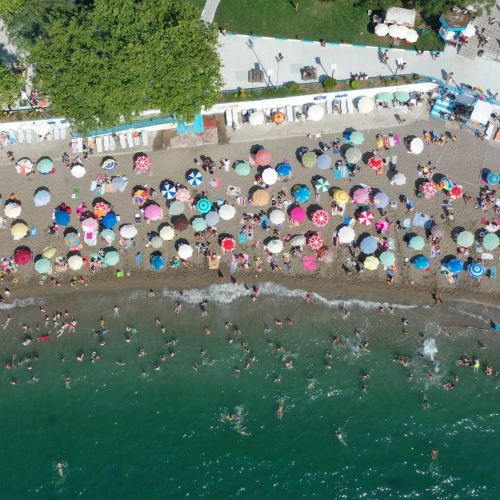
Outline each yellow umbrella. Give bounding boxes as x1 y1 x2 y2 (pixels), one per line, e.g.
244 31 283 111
11 222 28 240
68 254 84 270
333 190 349 205
364 255 380 271
42 246 57 259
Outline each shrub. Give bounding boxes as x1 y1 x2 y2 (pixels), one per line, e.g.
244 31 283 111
284 82 301 93
350 80 360 90
322 76 337 91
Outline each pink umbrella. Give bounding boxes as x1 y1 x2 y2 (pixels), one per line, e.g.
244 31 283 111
82 217 98 232
144 204 163 221
375 218 390 234
307 233 324 250
312 209 330 227
352 187 370 204
422 181 437 199
290 206 306 222
358 210 374 226
210 178 222 189
175 188 191 202
134 154 151 173
255 149 272 166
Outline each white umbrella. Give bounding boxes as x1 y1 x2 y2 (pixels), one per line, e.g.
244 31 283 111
409 137 424 154
375 23 389 36
150 235 163 249
266 238 284 254
357 97 375 113
463 24 476 38
405 28 418 43
159 225 175 241
249 111 265 126
178 243 193 260
391 172 407 186
71 164 86 178
120 224 137 238
82 218 98 232
345 147 362 164
290 235 306 247
4 202 21 219
307 104 324 122
269 209 285 225
68 254 83 270
396 25 408 39
388 24 400 38
169 201 185 216
262 167 278 185
338 226 355 243
219 204 236 221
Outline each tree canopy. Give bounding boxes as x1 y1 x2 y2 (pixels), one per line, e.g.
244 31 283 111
2 0 221 132
0 61 22 107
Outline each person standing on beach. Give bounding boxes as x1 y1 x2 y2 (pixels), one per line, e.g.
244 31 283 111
113 305 120 318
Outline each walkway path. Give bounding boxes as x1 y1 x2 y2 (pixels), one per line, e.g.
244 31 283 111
201 0 220 23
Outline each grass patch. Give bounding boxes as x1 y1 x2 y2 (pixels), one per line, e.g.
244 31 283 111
215 0 442 51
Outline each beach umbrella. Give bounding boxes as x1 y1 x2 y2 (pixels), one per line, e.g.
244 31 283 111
205 211 220 227
272 111 286 125
391 172 407 186
408 235 425 250
68 254 83 270
103 249 120 266
468 262 485 279
290 206 306 222
235 162 251 176
292 185 311 203
396 26 409 40
360 236 378 255
14 247 32 265
307 105 324 121
15 158 34 176
312 209 330 227
394 91 410 103
134 154 151 173
483 232 499 250
219 204 236 221
375 23 389 36
149 235 163 249
486 172 500 185
71 164 86 178
4 201 21 219
405 28 418 43
159 225 175 241
364 255 380 271
11 222 28 240
255 149 272 166
373 192 389 209
270 209 286 225
160 181 177 200
192 217 207 232
333 190 349 205
345 147 362 164
314 177 330 193
357 96 375 114
338 226 355 244
422 182 437 199
249 111 265 126
186 169 203 187
316 154 332 170
302 151 317 168
221 236 236 253
100 228 116 244
82 217 98 232
93 200 110 218
34 258 51 274
368 155 383 170
449 185 464 200
150 254 165 271
42 246 57 259
101 157 118 170
352 187 370 204
196 197 212 214
431 225 444 238
307 233 324 250
266 238 284 254
412 255 429 270
120 224 138 239
175 188 191 202
102 212 117 229
276 163 293 177
169 201 185 216
350 131 365 145
457 230 474 247
177 243 193 260
319 248 335 263
409 137 424 154
36 158 54 175
210 179 222 189
262 167 278 185
438 176 453 191
379 251 396 267
376 92 393 103
144 204 163 221
34 188 51 207
358 210 374 226
55 209 70 226
171 215 189 231
447 258 464 274
132 187 148 205
251 189 271 206
64 231 80 248
290 235 307 246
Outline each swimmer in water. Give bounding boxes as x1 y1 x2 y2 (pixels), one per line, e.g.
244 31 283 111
55 462 65 478
65 375 71 389
431 449 439 460
422 396 431 409
342 307 350 320
174 302 182 314
277 399 284 419
336 429 347 446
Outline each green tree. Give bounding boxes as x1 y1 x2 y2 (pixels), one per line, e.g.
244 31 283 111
0 62 22 107
21 0 221 132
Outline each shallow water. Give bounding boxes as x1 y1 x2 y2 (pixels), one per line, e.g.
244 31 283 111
1 285 500 498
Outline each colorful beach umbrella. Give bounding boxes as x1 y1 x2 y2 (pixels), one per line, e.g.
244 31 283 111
134 154 151 173
316 154 332 171
34 188 51 207
64 231 80 248
358 210 374 226
101 157 118 170
290 206 306 222
422 182 437 199
15 158 34 176
352 187 370 204
36 158 54 175
219 204 236 221
276 163 292 177
160 181 177 200
364 255 380 271
186 169 203 187
412 255 429 270
93 200 110 218
312 209 330 227
368 155 383 170
196 197 212 214
431 225 444 238
449 185 464 200
307 233 324 251
373 192 389 209
293 185 311 203
483 232 499 250
205 211 220 227
235 162 251 176
302 152 317 168
338 226 355 243
408 235 425 250
144 204 163 221
360 236 378 255
486 172 500 185
333 190 349 205
221 236 236 253
255 149 272 166
55 209 70 226
150 254 165 271
34 258 51 274
468 262 485 279
457 231 474 247
446 258 463 274
379 251 396 267
14 247 32 266
133 187 148 205
102 212 117 229
175 188 191 202
314 177 330 193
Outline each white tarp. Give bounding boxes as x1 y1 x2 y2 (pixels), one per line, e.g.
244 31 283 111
385 7 416 27
470 100 493 125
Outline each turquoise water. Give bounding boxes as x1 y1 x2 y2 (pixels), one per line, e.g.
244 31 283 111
1 285 500 498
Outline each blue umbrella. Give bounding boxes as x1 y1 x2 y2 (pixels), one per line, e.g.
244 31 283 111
187 169 203 187
447 258 463 274
102 211 117 229
55 209 70 226
373 192 389 209
34 188 51 207
412 255 430 270
276 163 292 177
160 180 177 200
487 172 500 185
150 254 165 270
468 262 485 279
205 211 220 226
316 154 332 170
360 236 378 255
293 185 311 203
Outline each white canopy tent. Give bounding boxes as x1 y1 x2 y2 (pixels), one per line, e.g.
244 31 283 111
385 7 416 26
469 100 493 125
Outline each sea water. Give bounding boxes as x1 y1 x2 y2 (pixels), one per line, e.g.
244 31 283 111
0 284 499 498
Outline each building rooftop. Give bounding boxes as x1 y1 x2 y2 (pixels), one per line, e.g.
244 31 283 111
441 9 471 29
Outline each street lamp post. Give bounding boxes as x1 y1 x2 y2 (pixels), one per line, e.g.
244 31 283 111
330 63 337 78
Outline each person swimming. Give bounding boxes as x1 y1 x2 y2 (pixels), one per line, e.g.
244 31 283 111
55 462 65 478
336 429 347 446
277 399 284 420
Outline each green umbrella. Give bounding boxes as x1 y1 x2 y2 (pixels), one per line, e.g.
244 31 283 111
379 251 396 267
235 162 251 176
196 197 212 214
350 131 365 145
36 158 54 174
103 249 120 266
314 177 330 193
376 92 393 103
192 217 207 232
394 91 410 103
34 258 51 274
408 235 425 250
483 232 499 250
457 231 474 247
100 228 116 244
302 151 317 168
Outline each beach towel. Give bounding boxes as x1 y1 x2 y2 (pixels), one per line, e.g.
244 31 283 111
334 164 349 181
135 252 143 266
72 187 80 199
302 256 317 271
208 255 220 270
31 226 38 237
230 258 238 273
490 267 497 279
239 228 248 243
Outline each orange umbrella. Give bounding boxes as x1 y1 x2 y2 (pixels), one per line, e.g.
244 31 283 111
272 112 286 125
251 189 271 206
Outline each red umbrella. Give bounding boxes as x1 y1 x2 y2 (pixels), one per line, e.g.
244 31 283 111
14 247 33 266
221 236 236 253
358 210 374 226
422 181 437 199
134 154 151 173
312 209 330 227
307 233 324 250
368 155 383 169
450 185 463 199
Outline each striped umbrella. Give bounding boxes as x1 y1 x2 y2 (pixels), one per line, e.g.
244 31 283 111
468 262 485 279
422 181 437 199
312 209 330 227
196 197 212 214
314 177 330 193
134 154 151 173
358 210 374 226
187 169 203 187
160 181 177 200
307 233 324 250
